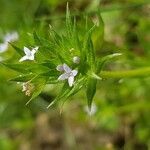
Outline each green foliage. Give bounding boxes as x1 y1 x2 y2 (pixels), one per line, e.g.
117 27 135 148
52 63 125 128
3 4 122 110
86 78 97 110
0 0 150 149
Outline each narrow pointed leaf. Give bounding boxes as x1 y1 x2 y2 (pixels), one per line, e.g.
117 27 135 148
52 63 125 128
92 12 104 50
9 74 35 82
96 53 122 73
2 63 30 73
9 43 24 56
26 77 48 105
66 2 73 37
86 78 97 110
81 25 96 72
47 82 71 108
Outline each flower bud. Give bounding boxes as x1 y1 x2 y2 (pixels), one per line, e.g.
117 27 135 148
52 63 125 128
73 56 80 64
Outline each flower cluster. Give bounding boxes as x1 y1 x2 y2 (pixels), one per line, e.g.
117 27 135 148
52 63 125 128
22 82 34 96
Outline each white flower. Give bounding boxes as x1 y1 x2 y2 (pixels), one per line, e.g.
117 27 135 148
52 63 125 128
0 43 8 53
84 103 97 116
4 32 19 43
57 63 78 87
19 46 39 62
0 31 19 53
73 56 80 64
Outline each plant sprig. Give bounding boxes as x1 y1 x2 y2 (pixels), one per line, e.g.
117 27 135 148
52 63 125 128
4 4 123 110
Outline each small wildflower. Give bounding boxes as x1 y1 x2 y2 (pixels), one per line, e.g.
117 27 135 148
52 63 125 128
4 32 19 43
19 46 39 62
84 103 97 116
57 63 78 87
22 82 34 96
73 56 80 64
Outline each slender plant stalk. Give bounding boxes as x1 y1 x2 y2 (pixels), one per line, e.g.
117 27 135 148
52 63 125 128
100 67 150 79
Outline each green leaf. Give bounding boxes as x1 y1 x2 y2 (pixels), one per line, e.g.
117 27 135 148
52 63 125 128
9 43 24 56
26 77 48 105
65 77 86 98
3 62 53 74
49 25 62 46
86 78 97 110
47 77 86 108
47 82 71 108
28 65 50 74
33 31 53 58
89 72 102 80
47 77 59 84
39 70 59 77
66 2 73 37
9 74 35 82
92 12 104 50
33 31 41 45
60 77 86 108
40 60 56 69
2 63 30 73
72 17 81 51
96 53 122 73
81 25 96 73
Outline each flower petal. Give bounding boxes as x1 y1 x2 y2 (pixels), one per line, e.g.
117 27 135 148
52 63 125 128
19 55 28 62
72 70 78 76
56 65 64 71
34 46 39 51
68 76 74 87
31 47 39 54
58 73 68 80
28 55 35 60
24 47 31 56
63 63 71 73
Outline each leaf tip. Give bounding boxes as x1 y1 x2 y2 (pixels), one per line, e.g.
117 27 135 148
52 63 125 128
25 99 32 106
113 53 122 57
47 101 55 109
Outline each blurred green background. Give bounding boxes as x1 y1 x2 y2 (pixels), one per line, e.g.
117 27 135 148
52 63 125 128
0 0 150 149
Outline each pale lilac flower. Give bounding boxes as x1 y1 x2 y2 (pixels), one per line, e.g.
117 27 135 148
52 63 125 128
84 103 97 116
73 56 80 64
57 63 78 87
19 46 39 62
4 32 19 43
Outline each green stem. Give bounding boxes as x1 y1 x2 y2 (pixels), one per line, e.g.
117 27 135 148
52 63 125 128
100 67 150 79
